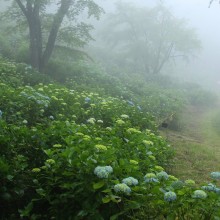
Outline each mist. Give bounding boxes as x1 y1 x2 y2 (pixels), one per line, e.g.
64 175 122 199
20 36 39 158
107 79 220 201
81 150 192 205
1 0 220 219
92 0 220 90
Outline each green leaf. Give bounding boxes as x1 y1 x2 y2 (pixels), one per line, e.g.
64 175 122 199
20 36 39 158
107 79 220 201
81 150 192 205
102 196 111 204
177 190 185 195
36 188 46 197
110 195 121 203
93 181 105 190
102 188 111 193
6 175 14 181
110 211 126 220
127 201 141 209
19 202 33 217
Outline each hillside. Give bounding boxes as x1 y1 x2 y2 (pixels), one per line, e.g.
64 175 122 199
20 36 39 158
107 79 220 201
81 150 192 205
1 58 220 219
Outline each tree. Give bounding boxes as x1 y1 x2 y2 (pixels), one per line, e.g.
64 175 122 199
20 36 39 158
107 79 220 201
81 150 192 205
96 3 200 76
2 0 103 72
209 0 220 7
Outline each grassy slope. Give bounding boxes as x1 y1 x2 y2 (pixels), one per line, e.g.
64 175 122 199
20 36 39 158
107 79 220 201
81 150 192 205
161 103 220 184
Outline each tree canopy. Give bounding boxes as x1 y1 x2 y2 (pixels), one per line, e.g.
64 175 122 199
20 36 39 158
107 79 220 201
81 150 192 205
95 3 201 76
2 0 103 72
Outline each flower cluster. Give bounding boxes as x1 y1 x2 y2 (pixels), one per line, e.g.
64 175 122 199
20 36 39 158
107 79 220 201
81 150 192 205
157 171 169 180
192 190 207 199
46 159 55 165
126 128 141 134
95 144 107 151
116 119 125 125
164 191 177 202
83 135 91 141
53 144 62 148
20 89 50 108
154 166 164 172
32 168 41 173
185 179 195 186
94 166 113 179
129 160 138 165
122 177 138 186
144 173 159 183
201 183 220 193
127 100 134 106
142 140 154 146
85 97 91 103
87 118 96 124
106 127 112 131
120 114 129 119
114 183 131 195
210 172 220 180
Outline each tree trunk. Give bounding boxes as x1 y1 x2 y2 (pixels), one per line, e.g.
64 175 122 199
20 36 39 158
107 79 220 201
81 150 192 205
41 0 72 71
15 0 72 72
28 19 42 70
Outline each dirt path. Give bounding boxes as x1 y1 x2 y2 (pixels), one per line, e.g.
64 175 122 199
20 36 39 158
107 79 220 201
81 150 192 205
161 104 220 183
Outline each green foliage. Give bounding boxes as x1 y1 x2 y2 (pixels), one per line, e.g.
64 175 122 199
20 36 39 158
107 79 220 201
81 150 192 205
1 58 220 219
183 83 218 107
0 57 52 87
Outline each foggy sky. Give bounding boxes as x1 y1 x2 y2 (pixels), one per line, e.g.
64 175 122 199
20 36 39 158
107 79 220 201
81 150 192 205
97 0 220 90
163 0 220 89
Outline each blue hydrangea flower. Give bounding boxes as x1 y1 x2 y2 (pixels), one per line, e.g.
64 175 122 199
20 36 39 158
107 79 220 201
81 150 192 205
144 173 159 183
127 100 134 106
137 105 142 111
202 183 220 193
122 177 138 186
164 191 177 202
94 166 113 179
202 183 216 191
210 172 220 180
157 171 169 180
85 97 91 103
215 188 220 194
114 183 131 195
192 190 207 199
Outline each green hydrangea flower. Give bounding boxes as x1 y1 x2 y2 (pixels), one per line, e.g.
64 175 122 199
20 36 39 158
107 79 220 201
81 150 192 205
185 179 195 186
114 183 131 195
192 190 207 199
32 168 41 173
95 144 107 151
122 177 138 186
144 173 158 183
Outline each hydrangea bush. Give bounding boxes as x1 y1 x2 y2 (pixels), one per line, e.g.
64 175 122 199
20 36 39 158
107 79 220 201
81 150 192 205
1 59 220 219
